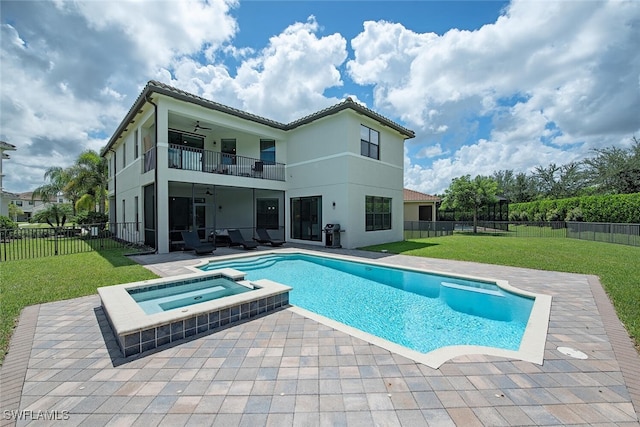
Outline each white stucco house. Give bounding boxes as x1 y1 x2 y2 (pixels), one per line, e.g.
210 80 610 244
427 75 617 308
8 192 67 222
0 140 17 218
101 81 414 254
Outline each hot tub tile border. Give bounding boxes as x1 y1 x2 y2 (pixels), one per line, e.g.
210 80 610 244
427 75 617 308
119 291 289 357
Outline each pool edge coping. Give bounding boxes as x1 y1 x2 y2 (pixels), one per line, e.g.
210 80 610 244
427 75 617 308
193 248 553 369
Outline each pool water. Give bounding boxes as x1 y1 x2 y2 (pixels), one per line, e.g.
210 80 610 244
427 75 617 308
129 277 253 314
201 254 534 353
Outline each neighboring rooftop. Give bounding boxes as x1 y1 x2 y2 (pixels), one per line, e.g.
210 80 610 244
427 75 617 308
403 188 441 202
0 140 16 151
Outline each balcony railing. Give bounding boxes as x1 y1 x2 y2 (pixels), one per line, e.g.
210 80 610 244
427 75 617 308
168 144 285 181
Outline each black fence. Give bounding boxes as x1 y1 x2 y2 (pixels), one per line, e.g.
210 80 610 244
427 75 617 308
404 221 455 239
567 222 640 247
405 220 640 247
0 222 154 262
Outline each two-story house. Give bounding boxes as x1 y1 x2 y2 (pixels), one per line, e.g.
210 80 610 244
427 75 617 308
0 140 17 218
101 81 414 254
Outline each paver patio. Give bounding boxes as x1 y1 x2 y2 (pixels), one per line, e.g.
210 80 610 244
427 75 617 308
1 247 639 426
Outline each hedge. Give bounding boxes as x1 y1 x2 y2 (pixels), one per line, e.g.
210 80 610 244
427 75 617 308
510 193 640 223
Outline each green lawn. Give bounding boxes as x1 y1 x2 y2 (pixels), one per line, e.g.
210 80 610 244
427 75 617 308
363 235 640 351
0 249 158 363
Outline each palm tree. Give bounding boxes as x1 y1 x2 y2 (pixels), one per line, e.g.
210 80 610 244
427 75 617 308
71 150 108 214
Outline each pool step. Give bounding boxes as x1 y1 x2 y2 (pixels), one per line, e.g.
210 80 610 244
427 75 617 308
440 281 504 297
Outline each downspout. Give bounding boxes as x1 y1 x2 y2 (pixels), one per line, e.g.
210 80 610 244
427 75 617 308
146 93 159 253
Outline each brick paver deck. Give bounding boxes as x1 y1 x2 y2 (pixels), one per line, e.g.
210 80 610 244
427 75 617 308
1 247 638 426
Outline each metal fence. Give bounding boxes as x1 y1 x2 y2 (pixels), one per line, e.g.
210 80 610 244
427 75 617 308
567 221 640 247
0 222 153 262
405 220 640 247
403 221 455 239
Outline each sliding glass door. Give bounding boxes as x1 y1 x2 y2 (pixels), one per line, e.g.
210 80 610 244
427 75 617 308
290 196 322 241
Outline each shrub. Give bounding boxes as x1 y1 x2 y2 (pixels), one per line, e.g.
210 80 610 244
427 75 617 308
0 216 17 230
511 193 640 223
545 208 562 221
75 211 108 225
565 207 584 222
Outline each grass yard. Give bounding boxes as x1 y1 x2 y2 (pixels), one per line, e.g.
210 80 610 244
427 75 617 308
364 234 640 350
0 249 158 363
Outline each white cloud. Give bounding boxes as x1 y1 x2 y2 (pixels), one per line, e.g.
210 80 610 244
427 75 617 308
157 16 349 123
58 0 239 72
355 0 640 194
232 16 348 122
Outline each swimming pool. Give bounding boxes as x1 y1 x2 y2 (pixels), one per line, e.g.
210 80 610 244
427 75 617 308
198 250 552 368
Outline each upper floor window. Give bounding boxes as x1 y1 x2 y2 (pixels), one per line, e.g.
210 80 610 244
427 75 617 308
360 125 380 160
122 141 127 168
221 139 236 165
134 131 139 159
260 139 276 164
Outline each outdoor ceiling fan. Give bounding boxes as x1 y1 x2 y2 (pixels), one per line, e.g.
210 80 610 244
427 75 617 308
193 121 212 132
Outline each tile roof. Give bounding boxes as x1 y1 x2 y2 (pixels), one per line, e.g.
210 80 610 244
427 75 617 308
102 81 414 155
403 188 440 202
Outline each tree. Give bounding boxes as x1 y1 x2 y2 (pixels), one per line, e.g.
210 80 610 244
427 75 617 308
441 175 499 233
582 137 640 194
32 203 73 229
532 162 586 199
32 166 70 204
8 203 23 222
71 150 108 214
492 169 538 203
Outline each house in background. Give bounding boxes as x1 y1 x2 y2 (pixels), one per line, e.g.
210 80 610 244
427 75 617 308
403 188 440 222
101 81 415 254
0 140 17 218
8 192 67 222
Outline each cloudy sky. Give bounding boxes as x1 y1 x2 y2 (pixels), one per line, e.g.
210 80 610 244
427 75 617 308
1 0 639 196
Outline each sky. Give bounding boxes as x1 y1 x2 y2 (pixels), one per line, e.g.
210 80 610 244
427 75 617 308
1 0 639 196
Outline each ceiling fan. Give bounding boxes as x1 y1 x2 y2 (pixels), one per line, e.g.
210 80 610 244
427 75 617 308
193 121 212 132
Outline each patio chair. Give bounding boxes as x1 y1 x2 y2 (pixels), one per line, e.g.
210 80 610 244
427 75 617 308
228 229 258 250
181 231 216 255
253 228 285 247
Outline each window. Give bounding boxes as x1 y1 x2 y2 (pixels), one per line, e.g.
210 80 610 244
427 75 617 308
290 196 322 241
122 142 127 168
360 125 380 160
221 139 236 165
134 131 139 159
260 139 275 164
419 205 433 221
257 199 279 230
134 196 139 231
15 200 22 206
122 199 126 223
366 196 391 231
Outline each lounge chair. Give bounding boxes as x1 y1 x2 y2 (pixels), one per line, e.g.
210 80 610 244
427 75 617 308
227 229 258 250
181 231 216 255
253 228 285 247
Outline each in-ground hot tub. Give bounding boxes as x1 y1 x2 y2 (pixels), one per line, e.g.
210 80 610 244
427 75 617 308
98 269 291 357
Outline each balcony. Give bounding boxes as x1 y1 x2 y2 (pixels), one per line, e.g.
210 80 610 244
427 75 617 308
168 144 285 182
